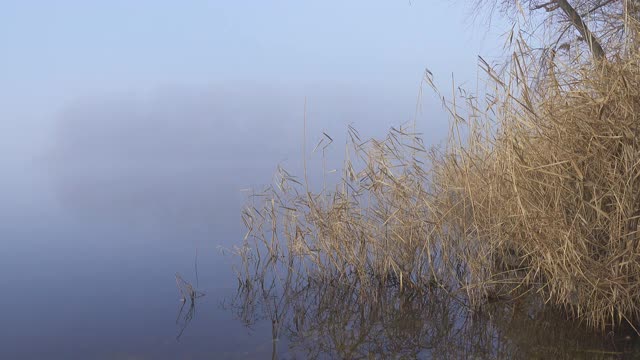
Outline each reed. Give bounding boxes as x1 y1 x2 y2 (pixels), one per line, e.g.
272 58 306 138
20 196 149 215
235 16 640 333
430 45 640 331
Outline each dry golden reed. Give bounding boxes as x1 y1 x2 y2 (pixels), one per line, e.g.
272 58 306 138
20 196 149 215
237 30 640 332
435 48 640 331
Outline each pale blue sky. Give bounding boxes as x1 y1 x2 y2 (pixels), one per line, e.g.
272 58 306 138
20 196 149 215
0 1 505 134
0 1 508 211
1 1 501 87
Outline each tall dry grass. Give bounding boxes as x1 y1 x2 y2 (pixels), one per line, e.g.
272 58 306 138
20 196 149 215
236 27 640 332
431 41 640 330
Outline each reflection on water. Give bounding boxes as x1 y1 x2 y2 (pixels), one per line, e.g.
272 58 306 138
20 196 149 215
175 297 197 341
222 256 640 359
175 273 205 341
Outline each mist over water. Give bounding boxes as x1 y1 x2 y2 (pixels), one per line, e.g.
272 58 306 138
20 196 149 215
0 84 444 358
0 1 510 357
5 79 633 359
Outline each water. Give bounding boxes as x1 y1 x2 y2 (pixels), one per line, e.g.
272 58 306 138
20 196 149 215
2 98 639 359
1 175 266 359
4 171 639 360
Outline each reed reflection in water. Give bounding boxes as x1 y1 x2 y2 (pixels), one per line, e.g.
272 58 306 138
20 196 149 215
223 252 640 359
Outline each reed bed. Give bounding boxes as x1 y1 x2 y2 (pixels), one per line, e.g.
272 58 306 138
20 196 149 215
434 47 640 331
236 29 640 332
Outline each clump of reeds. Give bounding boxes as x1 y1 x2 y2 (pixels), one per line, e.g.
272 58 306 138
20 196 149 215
428 27 640 329
239 124 441 293
236 28 640 333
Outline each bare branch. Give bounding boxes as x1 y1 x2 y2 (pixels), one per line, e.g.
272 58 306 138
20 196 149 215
555 0 607 61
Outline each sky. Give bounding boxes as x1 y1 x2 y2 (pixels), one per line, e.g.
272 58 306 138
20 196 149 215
0 0 508 220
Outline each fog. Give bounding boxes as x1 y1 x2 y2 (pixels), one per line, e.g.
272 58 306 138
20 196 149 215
30 85 442 233
0 1 507 236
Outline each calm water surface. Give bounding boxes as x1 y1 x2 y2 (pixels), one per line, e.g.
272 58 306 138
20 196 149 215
2 101 639 359
4 169 640 360
1 169 278 359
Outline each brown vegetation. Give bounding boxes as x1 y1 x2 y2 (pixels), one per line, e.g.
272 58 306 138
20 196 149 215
430 48 640 331
235 1 640 333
